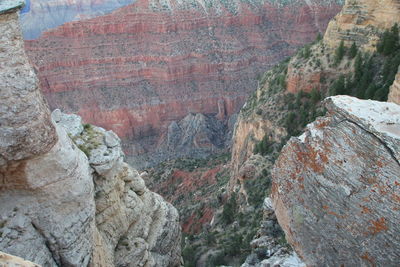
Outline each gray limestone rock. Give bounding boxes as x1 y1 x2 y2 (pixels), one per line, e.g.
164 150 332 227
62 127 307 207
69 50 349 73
51 109 84 137
272 96 400 266
0 7 57 167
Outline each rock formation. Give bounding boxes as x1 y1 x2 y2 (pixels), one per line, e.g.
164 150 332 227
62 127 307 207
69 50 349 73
272 96 400 266
389 67 400 105
0 251 40 267
323 0 400 51
24 0 343 168
0 4 181 266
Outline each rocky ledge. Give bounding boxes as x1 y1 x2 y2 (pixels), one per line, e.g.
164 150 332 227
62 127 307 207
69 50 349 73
272 95 400 266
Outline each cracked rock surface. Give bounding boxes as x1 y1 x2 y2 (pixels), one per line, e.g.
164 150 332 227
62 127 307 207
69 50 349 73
272 95 400 266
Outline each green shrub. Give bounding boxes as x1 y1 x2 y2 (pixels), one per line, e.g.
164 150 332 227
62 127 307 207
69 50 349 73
221 193 237 225
348 42 358 58
334 40 346 65
377 23 399 56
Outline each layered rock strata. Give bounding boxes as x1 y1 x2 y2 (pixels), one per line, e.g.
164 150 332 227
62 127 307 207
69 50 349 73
323 0 400 51
0 5 181 267
272 96 400 266
24 0 343 168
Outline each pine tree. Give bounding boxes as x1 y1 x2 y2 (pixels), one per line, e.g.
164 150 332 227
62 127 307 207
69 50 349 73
378 23 399 56
348 42 357 58
335 40 346 65
364 82 377 99
329 75 345 96
316 33 322 42
310 87 321 103
353 52 363 82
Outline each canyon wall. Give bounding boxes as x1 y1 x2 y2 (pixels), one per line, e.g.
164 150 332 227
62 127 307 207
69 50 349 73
323 0 400 51
272 96 400 266
0 5 181 266
24 0 343 168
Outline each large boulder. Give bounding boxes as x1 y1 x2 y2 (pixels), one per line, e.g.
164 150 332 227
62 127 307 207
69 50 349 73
272 96 400 266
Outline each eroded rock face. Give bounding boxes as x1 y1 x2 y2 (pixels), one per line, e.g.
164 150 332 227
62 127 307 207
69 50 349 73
0 7 95 265
272 96 400 266
389 67 400 105
1 7 181 267
56 113 181 267
0 251 40 267
323 0 400 51
24 0 342 168
0 5 57 167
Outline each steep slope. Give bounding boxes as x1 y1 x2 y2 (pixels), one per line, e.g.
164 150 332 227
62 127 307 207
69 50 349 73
24 0 343 168
272 96 400 266
0 5 180 266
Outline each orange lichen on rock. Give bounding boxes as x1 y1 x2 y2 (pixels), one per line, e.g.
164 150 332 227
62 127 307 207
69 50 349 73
367 217 389 235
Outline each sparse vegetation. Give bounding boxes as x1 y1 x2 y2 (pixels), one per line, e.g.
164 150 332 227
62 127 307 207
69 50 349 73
329 27 400 101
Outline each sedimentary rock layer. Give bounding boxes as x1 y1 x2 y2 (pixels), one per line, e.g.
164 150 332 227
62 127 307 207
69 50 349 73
272 96 400 266
24 0 342 168
323 0 400 51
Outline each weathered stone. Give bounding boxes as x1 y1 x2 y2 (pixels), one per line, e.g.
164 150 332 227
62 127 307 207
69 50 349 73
0 0 24 15
272 96 400 266
56 116 182 266
0 251 40 267
389 67 400 105
51 109 84 137
0 8 57 167
104 131 120 148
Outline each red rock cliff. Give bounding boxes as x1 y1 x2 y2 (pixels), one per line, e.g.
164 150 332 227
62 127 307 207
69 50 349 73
24 0 342 167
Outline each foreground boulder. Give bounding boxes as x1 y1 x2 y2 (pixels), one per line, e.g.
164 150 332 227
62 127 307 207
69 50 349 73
272 96 400 266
